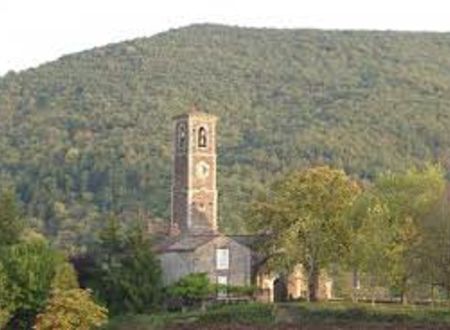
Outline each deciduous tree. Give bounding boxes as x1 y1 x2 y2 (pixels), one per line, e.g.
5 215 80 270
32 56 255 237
374 164 445 303
251 166 361 301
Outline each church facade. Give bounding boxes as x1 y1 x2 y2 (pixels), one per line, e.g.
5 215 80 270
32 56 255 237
158 111 253 288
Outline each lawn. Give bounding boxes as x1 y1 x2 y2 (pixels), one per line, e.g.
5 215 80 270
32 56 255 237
105 303 275 330
105 301 450 329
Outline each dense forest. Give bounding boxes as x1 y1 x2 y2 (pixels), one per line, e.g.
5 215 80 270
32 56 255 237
0 24 449 246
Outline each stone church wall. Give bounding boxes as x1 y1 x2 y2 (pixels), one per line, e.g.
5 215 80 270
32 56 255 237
194 236 252 287
159 236 251 287
159 251 194 285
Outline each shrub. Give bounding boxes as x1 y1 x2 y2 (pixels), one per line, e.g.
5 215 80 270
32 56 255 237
34 288 108 330
167 273 214 308
222 284 257 297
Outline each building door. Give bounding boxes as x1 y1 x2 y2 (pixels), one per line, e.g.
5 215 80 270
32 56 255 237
217 275 228 299
273 277 288 302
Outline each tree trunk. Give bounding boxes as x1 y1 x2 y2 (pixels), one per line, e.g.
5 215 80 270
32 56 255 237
370 275 376 306
308 264 320 302
400 276 408 305
400 290 408 305
430 284 435 307
352 269 359 303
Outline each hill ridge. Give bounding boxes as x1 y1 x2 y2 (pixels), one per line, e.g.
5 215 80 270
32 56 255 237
0 24 449 246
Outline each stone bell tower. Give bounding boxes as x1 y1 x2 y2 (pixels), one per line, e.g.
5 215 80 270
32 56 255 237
171 109 218 235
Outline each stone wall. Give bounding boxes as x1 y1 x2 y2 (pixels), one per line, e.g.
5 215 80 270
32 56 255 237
195 236 252 286
159 236 252 287
159 251 194 285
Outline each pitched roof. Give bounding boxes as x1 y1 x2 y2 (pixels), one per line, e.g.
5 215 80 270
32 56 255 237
156 233 262 253
156 233 219 253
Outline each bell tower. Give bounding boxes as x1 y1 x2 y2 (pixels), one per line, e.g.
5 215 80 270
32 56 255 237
171 109 218 235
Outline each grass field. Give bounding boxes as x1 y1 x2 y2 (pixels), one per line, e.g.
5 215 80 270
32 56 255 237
105 302 450 329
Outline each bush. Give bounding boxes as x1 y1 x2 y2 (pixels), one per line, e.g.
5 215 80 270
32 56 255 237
167 273 214 308
34 289 108 330
222 284 257 297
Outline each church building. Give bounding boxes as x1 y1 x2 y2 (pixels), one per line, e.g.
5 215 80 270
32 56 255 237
157 109 332 301
158 110 253 288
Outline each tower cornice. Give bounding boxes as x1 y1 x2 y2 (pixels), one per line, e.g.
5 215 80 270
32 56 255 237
172 111 218 121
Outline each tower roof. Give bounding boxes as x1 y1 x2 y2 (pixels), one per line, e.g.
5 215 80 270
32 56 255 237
172 105 217 120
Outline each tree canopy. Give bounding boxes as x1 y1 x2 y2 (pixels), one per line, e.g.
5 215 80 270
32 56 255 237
250 166 361 301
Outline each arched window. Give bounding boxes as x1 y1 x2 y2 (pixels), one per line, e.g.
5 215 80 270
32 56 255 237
198 126 207 148
177 123 186 150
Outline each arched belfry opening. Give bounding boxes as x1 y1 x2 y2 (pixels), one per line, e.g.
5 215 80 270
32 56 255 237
177 122 187 151
198 126 207 148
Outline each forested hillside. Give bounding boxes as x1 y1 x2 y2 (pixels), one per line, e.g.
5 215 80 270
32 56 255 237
0 24 449 246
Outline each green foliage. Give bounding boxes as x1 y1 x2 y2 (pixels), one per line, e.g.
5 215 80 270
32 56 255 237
0 309 9 330
0 263 13 328
251 166 361 300
0 237 65 328
0 189 105 329
346 192 392 301
0 190 23 327
344 164 446 302
374 165 445 302
375 164 445 220
34 288 108 330
1 25 450 242
223 284 257 297
83 217 162 315
0 190 23 246
167 273 213 307
418 188 450 293
51 262 79 292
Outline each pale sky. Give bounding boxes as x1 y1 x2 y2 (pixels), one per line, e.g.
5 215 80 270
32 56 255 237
1 0 450 76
